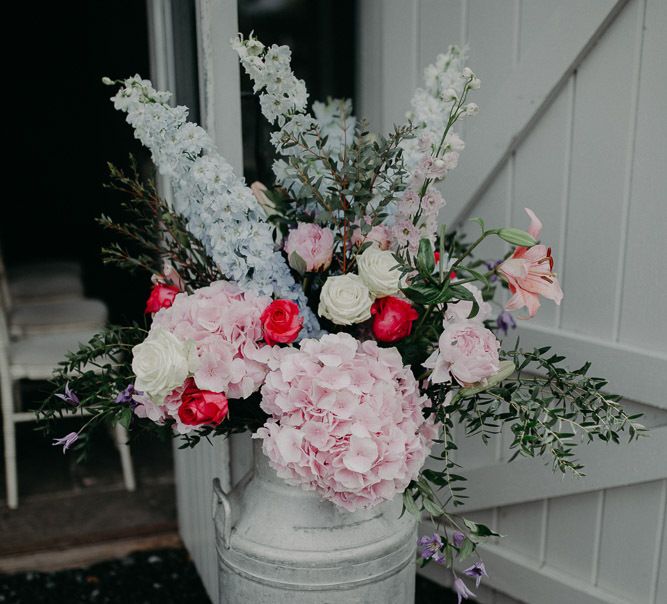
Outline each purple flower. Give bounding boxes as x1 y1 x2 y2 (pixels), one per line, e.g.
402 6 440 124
417 533 445 563
484 260 502 282
52 432 78 453
496 310 516 335
55 382 79 406
114 384 143 407
453 577 476 604
464 560 488 588
452 531 465 548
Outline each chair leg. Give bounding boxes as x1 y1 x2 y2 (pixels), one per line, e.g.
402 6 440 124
114 423 136 492
1 376 18 509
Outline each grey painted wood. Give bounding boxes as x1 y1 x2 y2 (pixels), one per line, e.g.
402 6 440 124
360 1 667 602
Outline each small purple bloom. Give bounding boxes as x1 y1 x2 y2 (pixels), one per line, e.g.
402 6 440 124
496 310 516 335
55 382 79 406
452 531 466 548
417 533 444 563
114 384 143 407
52 432 78 453
464 560 488 588
453 577 476 604
484 260 502 282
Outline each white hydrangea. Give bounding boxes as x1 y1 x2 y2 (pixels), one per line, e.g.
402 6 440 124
107 75 320 337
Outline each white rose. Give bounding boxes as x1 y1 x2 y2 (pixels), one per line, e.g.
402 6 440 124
318 274 374 325
132 328 191 399
357 246 403 297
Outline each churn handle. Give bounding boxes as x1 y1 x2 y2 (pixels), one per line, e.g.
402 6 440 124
212 477 232 549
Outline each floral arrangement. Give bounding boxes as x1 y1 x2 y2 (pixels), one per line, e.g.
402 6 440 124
42 34 643 600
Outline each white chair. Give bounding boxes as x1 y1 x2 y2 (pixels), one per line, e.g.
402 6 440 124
8 262 85 304
0 289 135 509
9 298 109 337
0 250 85 305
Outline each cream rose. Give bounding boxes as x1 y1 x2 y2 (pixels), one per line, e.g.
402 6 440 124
318 274 374 325
132 328 191 399
357 246 403 297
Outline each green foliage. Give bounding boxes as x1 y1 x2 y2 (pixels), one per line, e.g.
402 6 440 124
99 161 222 291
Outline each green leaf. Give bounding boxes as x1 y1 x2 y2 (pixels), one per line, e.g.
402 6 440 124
458 360 516 397
402 490 421 516
458 538 475 559
402 283 443 305
416 238 436 276
497 228 537 247
469 216 485 233
288 251 308 276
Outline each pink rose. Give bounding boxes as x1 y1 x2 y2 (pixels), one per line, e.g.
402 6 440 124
284 223 334 272
145 283 180 314
423 320 500 386
371 296 419 343
260 299 304 345
178 378 229 426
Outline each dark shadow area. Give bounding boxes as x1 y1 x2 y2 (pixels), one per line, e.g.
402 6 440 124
4 1 152 324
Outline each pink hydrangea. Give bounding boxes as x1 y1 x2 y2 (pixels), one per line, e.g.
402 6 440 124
255 332 439 511
133 281 274 433
284 222 334 272
423 320 500 386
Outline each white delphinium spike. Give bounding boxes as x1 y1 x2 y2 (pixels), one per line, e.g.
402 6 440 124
391 46 480 254
232 34 356 203
108 75 320 336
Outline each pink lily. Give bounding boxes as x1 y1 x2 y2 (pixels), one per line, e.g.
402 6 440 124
498 208 563 318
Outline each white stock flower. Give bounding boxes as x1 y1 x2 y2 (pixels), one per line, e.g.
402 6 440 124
318 274 374 325
132 328 192 399
356 246 403 297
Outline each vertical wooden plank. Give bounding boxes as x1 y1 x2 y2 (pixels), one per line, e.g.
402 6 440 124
497 500 544 559
461 163 509 263
559 0 639 338
545 491 600 582
465 1 516 107
617 0 667 350
356 0 384 130
597 480 665 600
512 83 571 328
652 480 666 604
381 0 419 130
418 0 463 68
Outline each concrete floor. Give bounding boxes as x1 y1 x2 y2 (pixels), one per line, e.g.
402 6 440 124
1 381 177 570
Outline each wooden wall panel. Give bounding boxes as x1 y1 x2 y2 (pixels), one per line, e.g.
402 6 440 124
559 0 640 338
360 1 666 603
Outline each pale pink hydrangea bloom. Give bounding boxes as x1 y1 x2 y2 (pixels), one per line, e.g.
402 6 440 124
133 281 274 433
284 222 334 272
423 320 500 386
255 332 439 511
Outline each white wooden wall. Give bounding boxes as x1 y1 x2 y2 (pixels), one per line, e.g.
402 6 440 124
359 1 666 603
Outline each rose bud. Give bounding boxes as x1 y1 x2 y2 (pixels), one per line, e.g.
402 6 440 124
178 378 229 427
145 283 180 314
260 299 304 345
370 296 419 343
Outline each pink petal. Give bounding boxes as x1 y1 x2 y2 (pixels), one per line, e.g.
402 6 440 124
525 208 543 240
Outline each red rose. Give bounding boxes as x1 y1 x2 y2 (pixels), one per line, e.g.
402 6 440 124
371 296 419 343
145 283 180 314
260 299 304 345
178 378 229 426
